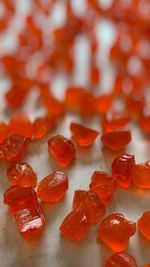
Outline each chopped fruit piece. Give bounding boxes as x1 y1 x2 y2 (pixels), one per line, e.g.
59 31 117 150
37 171 68 203
131 161 150 188
101 131 131 150
9 114 32 138
98 213 136 252
4 186 45 239
0 135 27 161
59 207 89 241
48 135 76 168
112 153 135 188
32 116 55 140
7 162 37 187
105 252 137 267
90 171 117 206
70 122 99 147
73 190 105 224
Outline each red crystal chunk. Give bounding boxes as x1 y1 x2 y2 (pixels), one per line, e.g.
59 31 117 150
32 116 55 140
73 190 105 224
4 186 45 239
7 162 37 187
131 161 150 188
0 134 27 161
59 207 89 241
0 122 8 144
70 122 99 147
90 171 117 206
98 213 136 252
138 212 150 240
105 252 137 267
37 171 68 203
101 130 131 150
48 135 76 168
9 114 33 138
112 153 135 188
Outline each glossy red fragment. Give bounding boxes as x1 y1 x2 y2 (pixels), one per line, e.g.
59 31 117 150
37 171 68 203
131 161 150 188
139 114 150 133
138 212 150 240
90 171 117 205
101 130 131 150
102 112 131 133
0 135 27 161
4 186 45 239
73 190 105 224
32 116 55 140
59 207 89 241
7 162 37 187
70 122 99 147
98 213 136 252
48 135 76 168
65 87 85 111
96 94 113 114
0 122 8 144
112 153 135 188
9 114 33 138
105 252 137 267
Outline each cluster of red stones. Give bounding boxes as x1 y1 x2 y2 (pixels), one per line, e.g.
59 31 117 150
0 0 150 266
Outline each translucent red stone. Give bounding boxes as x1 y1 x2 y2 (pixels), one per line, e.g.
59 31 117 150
112 153 135 188
139 114 150 133
70 122 99 147
138 212 150 240
48 135 76 168
9 114 33 138
131 161 150 188
65 87 85 111
98 213 136 252
0 122 8 144
7 162 37 187
96 94 113 114
73 190 105 224
90 171 117 206
37 171 68 203
102 112 131 133
59 207 89 241
4 186 45 239
101 130 131 151
32 116 56 140
105 252 137 267
0 134 27 161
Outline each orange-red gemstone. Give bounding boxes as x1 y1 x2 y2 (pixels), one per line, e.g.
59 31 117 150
96 94 113 114
70 122 99 147
112 153 135 188
0 122 8 144
59 207 89 241
32 116 55 140
73 190 105 224
90 171 117 206
105 252 137 267
138 212 150 240
48 135 76 168
37 171 68 203
7 162 37 187
9 114 33 138
0 134 27 161
131 161 150 188
102 112 131 133
101 130 131 150
98 213 136 252
4 186 45 239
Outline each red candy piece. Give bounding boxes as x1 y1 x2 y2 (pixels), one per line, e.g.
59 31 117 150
0 122 8 144
0 134 27 161
90 171 117 206
37 171 68 203
105 252 137 267
7 162 37 187
112 153 135 188
102 112 131 133
9 114 33 138
138 211 150 240
131 161 150 188
4 186 45 239
59 207 89 241
48 135 76 168
98 213 136 252
70 122 99 147
32 116 55 140
73 190 105 224
101 130 131 150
